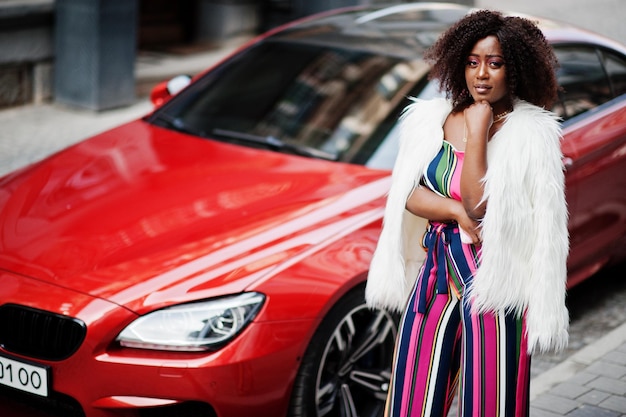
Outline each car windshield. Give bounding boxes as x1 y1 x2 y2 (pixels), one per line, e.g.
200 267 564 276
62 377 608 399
149 39 432 165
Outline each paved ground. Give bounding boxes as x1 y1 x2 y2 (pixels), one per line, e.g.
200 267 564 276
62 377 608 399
2 14 626 417
530 323 626 417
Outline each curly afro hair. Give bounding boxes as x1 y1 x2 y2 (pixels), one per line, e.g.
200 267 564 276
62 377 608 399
424 9 559 111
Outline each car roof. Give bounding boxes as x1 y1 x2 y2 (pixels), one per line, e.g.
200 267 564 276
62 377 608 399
269 3 469 58
267 2 626 57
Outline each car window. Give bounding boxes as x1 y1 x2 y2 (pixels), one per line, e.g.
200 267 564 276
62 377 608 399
152 40 432 165
365 79 444 170
601 49 626 97
552 45 613 120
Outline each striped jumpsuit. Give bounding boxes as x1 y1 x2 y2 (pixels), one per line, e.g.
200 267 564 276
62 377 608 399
385 140 531 417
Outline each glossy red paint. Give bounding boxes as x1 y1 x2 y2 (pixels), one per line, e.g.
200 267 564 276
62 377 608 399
0 120 388 316
0 267 318 417
561 100 626 286
0 119 391 416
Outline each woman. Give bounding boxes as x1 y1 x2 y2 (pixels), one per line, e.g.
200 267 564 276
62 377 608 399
366 10 569 417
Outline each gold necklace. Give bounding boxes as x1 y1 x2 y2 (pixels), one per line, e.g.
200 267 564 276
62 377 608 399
493 110 510 124
463 110 511 143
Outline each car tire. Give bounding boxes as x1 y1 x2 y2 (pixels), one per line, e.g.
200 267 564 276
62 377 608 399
288 286 399 417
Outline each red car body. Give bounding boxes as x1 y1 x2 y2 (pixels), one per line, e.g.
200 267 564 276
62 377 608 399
0 122 390 416
561 107 626 286
0 4 625 417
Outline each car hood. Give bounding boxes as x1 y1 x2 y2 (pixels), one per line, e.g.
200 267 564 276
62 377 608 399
0 121 389 313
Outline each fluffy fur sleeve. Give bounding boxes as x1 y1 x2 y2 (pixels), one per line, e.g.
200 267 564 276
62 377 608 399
365 98 450 312
469 100 569 354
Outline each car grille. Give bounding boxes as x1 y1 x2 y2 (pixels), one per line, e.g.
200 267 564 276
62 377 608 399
0 304 86 361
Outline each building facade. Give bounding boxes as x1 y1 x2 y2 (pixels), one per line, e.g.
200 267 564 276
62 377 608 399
0 0 472 110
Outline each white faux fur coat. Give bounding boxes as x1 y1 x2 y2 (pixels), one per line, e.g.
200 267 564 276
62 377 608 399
366 97 569 354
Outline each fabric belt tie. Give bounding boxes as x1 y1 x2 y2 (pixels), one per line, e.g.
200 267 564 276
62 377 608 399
416 223 456 314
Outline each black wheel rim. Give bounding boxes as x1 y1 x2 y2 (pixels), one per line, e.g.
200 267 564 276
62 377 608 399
315 305 397 417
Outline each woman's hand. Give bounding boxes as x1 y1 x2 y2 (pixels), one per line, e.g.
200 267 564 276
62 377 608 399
455 205 482 245
464 100 493 142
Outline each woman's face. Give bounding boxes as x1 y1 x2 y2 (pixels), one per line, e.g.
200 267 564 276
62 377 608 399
465 35 510 112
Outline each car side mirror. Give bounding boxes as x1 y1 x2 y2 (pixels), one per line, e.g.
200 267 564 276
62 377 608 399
150 75 192 107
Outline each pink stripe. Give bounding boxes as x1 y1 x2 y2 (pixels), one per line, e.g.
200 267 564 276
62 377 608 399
403 273 438 416
470 313 482 417
515 318 530 416
461 244 480 272
399 269 459 416
481 314 499 417
413 295 458 416
450 149 464 200
399 312 421 415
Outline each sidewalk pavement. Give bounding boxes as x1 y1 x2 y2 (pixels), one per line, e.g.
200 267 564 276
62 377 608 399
530 322 626 417
2 39 626 417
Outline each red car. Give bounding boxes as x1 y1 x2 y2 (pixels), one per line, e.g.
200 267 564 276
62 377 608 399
1 3 625 417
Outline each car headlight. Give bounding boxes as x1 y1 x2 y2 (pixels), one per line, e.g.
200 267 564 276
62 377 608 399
116 292 265 351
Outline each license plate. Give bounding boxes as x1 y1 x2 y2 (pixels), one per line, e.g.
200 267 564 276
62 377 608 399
0 354 49 397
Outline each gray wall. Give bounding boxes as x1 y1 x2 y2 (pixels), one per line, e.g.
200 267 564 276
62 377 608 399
0 1 54 107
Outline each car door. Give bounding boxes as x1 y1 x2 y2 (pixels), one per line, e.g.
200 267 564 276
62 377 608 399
552 43 626 286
